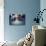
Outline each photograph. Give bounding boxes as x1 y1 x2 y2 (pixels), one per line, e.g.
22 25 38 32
9 13 25 25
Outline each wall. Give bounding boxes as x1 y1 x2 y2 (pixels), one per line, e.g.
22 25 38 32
4 0 40 42
40 0 46 26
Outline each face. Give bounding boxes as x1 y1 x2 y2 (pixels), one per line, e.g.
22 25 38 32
26 32 32 39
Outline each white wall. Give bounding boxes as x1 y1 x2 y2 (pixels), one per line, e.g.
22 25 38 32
40 0 46 27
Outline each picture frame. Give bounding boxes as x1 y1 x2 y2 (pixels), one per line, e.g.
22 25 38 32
9 13 25 25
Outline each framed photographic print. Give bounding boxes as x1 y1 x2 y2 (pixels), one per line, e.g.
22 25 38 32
9 13 25 25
